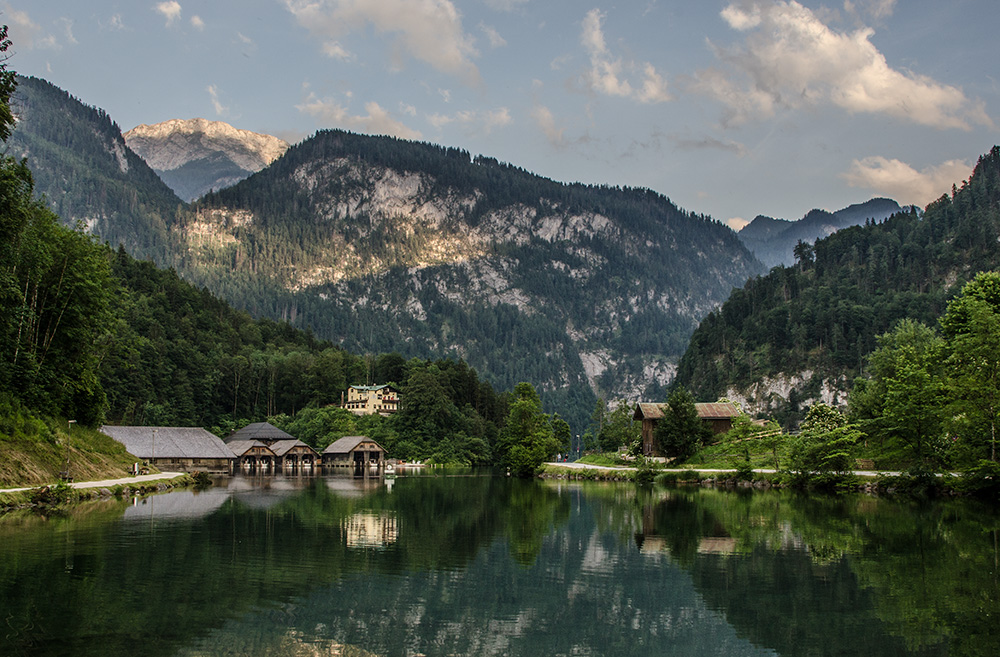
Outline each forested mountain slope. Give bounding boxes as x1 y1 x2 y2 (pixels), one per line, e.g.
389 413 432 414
8 76 185 261
675 146 1000 426
187 130 762 422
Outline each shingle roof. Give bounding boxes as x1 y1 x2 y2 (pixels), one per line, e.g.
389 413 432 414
101 426 234 460
270 439 317 457
227 440 275 457
322 435 385 454
226 422 295 443
632 402 740 421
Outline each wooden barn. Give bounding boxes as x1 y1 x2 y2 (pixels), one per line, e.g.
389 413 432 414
322 436 386 470
633 402 740 457
271 439 320 471
101 426 234 474
228 440 278 472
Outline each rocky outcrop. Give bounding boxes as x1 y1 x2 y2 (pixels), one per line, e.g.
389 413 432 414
124 118 288 202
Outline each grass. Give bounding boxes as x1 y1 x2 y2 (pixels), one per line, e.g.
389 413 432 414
0 402 147 488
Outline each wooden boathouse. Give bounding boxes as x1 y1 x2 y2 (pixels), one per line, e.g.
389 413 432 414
228 440 278 472
101 426 234 474
322 436 386 470
270 439 320 471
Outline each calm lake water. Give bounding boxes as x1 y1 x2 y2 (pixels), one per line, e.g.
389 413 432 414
0 473 997 656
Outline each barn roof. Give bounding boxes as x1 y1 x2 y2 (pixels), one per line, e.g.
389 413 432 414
270 439 318 457
323 435 385 455
632 402 740 421
226 422 295 443
101 426 234 460
227 440 275 457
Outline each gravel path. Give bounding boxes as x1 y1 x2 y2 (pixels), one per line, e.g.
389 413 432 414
0 472 187 494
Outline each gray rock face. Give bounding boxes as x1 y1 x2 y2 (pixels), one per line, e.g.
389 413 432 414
124 118 288 202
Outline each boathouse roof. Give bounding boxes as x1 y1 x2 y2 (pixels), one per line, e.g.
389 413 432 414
101 426 234 460
226 422 295 443
323 435 385 455
270 439 317 457
227 440 275 458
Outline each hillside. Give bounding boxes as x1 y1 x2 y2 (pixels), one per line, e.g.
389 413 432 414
188 130 763 421
8 76 185 261
124 118 289 202
738 198 902 268
674 146 1000 426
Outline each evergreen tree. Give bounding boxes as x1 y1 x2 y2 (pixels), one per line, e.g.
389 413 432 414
654 387 710 462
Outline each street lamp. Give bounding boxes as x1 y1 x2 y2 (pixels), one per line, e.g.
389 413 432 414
151 428 158 469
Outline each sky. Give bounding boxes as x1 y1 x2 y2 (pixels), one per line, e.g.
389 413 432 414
4 0 998 228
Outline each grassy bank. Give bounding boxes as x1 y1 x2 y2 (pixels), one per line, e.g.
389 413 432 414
0 475 196 514
0 399 141 488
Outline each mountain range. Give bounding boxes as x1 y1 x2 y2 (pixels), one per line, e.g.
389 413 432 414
11 73 933 430
736 198 904 269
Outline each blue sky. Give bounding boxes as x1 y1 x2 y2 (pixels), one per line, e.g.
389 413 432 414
5 0 998 228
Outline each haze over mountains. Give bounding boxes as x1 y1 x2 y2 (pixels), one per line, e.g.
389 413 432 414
737 198 904 269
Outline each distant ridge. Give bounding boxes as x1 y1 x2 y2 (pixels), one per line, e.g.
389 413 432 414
738 198 902 268
124 118 288 202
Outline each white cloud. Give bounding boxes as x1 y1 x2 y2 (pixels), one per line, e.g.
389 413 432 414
285 0 480 84
841 155 973 206
427 107 511 134
692 1 992 130
322 41 352 60
483 0 530 11
4 5 52 49
109 14 126 30
297 93 422 139
59 18 78 45
579 9 670 104
191 15 205 30
531 105 567 148
155 1 182 27
845 0 897 21
207 85 227 115
479 22 506 48
726 217 750 231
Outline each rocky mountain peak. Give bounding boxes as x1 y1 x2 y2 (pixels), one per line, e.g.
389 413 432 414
124 118 289 202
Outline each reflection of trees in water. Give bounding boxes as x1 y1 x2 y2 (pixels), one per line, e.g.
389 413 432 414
635 488 999 656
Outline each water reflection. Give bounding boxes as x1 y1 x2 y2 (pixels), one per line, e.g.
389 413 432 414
0 475 996 656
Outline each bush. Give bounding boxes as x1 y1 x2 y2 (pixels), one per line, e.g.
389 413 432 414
734 462 754 481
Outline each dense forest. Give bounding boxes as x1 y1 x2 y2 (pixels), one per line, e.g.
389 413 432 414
674 146 1000 426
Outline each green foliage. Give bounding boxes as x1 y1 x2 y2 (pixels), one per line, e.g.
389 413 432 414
653 387 710 461
498 382 560 477
595 399 640 453
941 272 1000 463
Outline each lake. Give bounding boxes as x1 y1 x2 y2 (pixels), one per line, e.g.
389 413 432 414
0 473 997 656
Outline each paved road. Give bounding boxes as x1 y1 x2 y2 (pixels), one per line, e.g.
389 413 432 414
0 472 187 495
